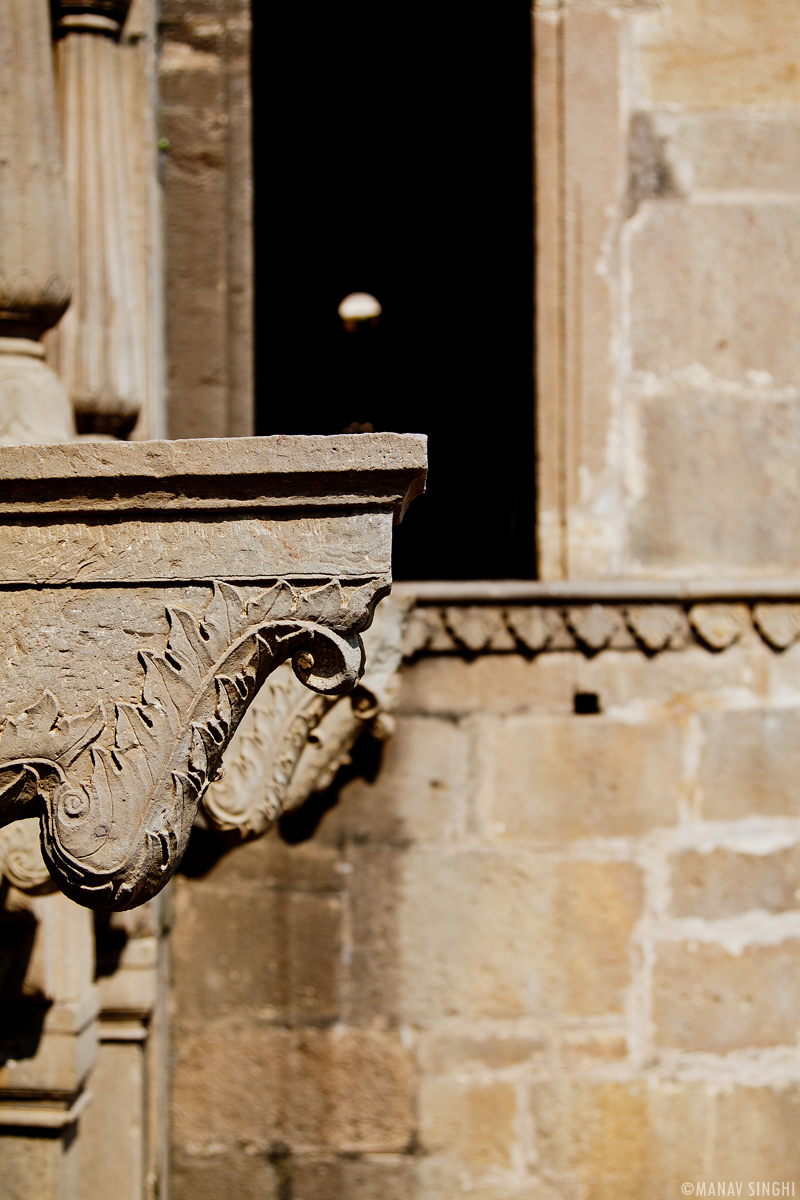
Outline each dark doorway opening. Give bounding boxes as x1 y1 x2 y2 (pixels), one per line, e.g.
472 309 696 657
252 2 534 579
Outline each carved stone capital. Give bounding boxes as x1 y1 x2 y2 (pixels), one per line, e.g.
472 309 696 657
0 434 427 909
51 1 132 37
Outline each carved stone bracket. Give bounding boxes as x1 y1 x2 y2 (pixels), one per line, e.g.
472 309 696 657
0 818 56 894
0 434 427 909
200 593 412 840
0 576 384 909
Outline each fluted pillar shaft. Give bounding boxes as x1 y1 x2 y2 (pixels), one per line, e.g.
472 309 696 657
50 0 145 437
0 0 75 443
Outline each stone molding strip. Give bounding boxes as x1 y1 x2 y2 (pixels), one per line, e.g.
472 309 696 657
0 434 428 518
395 587 800 657
0 1090 92 1129
395 578 800 602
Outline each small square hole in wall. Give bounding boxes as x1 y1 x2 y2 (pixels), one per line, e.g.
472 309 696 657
574 692 601 714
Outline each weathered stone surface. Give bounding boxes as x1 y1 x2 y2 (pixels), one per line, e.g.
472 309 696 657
671 845 800 918
416 1158 561 1200
0 434 425 910
160 0 252 438
0 512 392 585
698 708 800 819
172 873 343 1026
342 842 404 1026
626 604 687 652
172 1025 413 1154
444 606 515 653
0 0 77 454
50 6 146 436
531 1079 800 1199
630 204 800 384
561 1031 628 1069
290 1155 414 1200
0 1132 79 1200
419 1076 517 1170
752 602 800 649
630 389 800 573
505 605 565 651
535 6 624 579
325 714 471 845
0 0 71 339
567 605 625 652
201 594 411 840
574 641 759 710
689 604 750 651
171 1149 279 1200
640 0 800 109
399 851 642 1021
77 1041 145 1200
492 714 682 840
665 113 800 194
0 340 75 445
170 631 800 1193
653 940 800 1052
0 887 96 1095
171 835 346 1029
416 1030 548 1074
398 652 576 717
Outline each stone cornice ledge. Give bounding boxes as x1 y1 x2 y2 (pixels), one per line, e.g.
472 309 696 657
0 435 426 910
0 434 427 521
396 578 800 602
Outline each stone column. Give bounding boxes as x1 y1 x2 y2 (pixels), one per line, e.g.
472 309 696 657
0 822 97 1200
0 0 75 445
49 1 146 438
77 896 169 1200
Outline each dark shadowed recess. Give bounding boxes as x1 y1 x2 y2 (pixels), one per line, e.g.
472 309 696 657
252 2 535 579
178 733 385 879
0 882 50 1064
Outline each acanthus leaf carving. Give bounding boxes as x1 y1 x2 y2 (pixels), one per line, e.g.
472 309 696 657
0 576 388 910
0 817 55 894
199 594 411 841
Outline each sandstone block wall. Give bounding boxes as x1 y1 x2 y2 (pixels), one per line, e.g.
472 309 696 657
165 1 800 1195
535 0 800 579
171 606 800 1197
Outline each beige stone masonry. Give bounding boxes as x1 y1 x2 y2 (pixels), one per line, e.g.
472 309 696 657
534 0 800 581
172 589 800 1195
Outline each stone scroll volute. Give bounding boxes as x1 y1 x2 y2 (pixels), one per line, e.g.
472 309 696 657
0 434 427 910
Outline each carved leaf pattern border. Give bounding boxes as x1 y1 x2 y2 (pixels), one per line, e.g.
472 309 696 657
0 577 386 909
403 601 800 658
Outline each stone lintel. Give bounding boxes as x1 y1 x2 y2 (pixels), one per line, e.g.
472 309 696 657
397 578 800 603
0 434 428 522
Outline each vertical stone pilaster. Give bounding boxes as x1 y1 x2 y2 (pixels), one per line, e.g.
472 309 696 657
77 896 170 1200
160 0 254 439
533 2 625 580
0 874 97 1200
0 0 75 444
48 1 146 438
